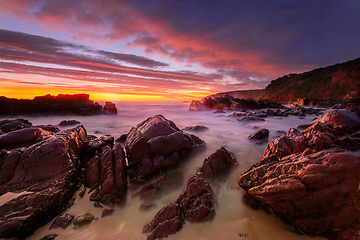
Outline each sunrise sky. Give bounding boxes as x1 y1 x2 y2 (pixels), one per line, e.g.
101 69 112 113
0 0 359 101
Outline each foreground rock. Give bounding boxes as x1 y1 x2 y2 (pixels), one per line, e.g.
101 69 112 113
85 143 127 205
239 109 360 239
239 149 360 236
0 127 54 150
143 147 237 240
125 115 206 184
0 94 117 115
0 126 88 239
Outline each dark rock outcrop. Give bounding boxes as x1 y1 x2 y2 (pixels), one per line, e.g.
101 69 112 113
311 109 360 132
248 129 269 140
49 213 74 230
0 118 32 133
103 102 118 115
0 127 53 150
0 94 117 115
143 147 237 240
189 95 284 111
85 143 127 205
183 125 209 132
0 126 88 239
59 120 80 126
238 149 360 236
125 115 206 183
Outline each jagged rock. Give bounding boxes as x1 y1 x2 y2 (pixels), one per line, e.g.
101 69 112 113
73 213 94 228
197 147 237 176
143 147 237 239
237 116 265 121
59 120 80 126
262 128 306 159
84 143 127 205
103 102 118 114
125 115 206 183
0 126 87 239
82 135 114 159
49 213 74 229
0 127 53 150
238 148 360 236
248 129 269 140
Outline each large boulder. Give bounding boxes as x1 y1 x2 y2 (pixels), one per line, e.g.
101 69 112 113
125 115 206 183
0 126 88 239
238 148 360 237
311 109 360 130
0 118 32 133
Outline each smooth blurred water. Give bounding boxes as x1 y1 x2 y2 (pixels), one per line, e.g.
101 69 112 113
1 102 326 240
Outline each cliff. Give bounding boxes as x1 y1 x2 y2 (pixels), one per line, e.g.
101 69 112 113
213 57 360 104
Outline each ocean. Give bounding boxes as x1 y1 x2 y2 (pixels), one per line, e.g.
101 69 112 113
1 102 326 240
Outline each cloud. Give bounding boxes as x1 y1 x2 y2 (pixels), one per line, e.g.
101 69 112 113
0 0 359 95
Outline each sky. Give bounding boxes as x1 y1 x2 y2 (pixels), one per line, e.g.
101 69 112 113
0 0 359 102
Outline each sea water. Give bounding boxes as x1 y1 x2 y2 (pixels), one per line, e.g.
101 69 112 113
1 102 326 240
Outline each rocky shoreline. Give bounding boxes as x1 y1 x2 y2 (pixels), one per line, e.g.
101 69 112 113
1 99 360 240
0 94 117 116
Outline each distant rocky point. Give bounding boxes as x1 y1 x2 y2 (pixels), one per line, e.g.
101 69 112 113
211 57 360 107
0 94 117 115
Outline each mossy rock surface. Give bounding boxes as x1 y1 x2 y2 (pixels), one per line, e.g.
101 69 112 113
73 213 95 228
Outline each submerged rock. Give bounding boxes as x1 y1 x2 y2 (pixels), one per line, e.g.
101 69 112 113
248 129 269 140
59 120 80 126
183 125 209 131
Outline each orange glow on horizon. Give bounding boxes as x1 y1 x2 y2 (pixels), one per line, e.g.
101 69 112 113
0 86 210 102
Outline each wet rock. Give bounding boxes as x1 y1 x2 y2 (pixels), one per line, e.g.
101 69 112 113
35 125 60 133
101 208 114 218
140 183 161 201
334 136 360 151
262 128 306 159
59 120 80 126
140 201 155 211
49 213 74 229
143 203 184 240
82 135 114 159
125 115 206 183
103 102 117 115
197 147 237 176
143 147 237 239
238 148 360 236
39 234 58 240
0 126 87 239
0 119 32 133
85 143 127 205
116 134 128 142
183 125 209 131
73 213 95 228
248 129 269 140
0 127 53 150
311 109 360 130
